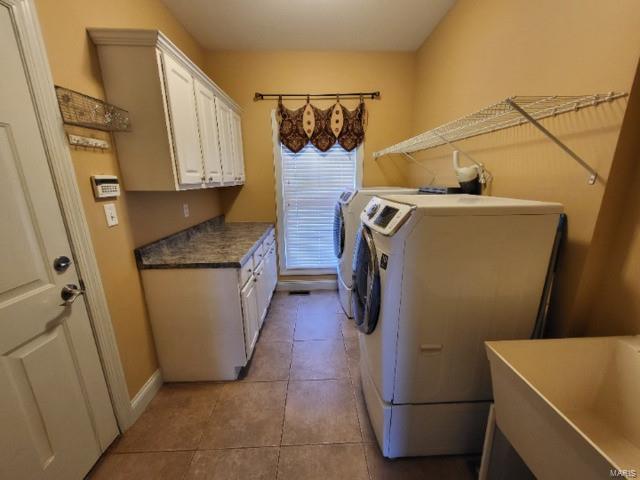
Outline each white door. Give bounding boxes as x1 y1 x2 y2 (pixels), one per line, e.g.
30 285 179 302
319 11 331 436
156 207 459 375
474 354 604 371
230 111 245 183
240 279 259 359
193 79 223 185
216 101 235 184
0 7 118 480
161 52 204 187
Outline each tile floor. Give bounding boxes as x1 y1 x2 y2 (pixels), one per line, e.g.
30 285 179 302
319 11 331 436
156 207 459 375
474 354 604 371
89 291 477 479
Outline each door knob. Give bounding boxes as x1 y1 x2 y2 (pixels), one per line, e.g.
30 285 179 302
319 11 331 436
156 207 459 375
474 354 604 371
53 255 72 273
60 284 85 306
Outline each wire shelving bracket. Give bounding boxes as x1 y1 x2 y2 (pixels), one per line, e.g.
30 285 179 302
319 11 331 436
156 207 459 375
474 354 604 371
373 93 627 184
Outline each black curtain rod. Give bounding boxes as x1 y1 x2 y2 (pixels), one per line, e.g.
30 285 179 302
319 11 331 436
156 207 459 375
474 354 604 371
254 91 380 101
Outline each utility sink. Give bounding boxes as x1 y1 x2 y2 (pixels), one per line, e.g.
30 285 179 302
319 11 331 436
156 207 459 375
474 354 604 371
486 336 640 480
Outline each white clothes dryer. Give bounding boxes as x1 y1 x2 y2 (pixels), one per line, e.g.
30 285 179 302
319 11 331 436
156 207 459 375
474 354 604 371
352 194 563 458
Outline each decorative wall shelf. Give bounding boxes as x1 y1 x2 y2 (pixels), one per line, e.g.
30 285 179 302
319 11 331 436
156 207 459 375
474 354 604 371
374 93 627 184
55 86 131 132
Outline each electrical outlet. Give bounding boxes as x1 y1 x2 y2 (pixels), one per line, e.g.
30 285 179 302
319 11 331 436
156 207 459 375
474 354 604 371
103 203 118 227
183 203 190 218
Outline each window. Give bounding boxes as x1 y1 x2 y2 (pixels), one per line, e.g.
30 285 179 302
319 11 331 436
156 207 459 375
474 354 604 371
276 141 360 274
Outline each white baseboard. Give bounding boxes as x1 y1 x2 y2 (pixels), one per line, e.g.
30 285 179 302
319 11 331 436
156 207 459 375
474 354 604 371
277 279 338 292
129 369 163 426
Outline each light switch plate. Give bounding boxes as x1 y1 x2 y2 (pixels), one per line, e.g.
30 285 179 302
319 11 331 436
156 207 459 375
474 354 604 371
183 203 190 218
104 203 119 227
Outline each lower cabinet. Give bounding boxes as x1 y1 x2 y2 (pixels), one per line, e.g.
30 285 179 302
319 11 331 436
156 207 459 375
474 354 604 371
241 276 259 358
140 229 277 381
254 261 267 329
265 242 278 293
240 235 278 358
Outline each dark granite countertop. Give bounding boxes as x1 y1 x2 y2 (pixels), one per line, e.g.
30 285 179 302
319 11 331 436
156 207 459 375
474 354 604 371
134 216 274 269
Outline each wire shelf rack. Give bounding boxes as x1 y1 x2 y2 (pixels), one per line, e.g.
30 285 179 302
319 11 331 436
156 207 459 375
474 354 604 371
373 93 627 184
55 86 131 132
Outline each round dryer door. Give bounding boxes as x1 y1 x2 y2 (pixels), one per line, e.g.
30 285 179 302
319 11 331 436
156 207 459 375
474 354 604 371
333 202 345 259
351 226 381 334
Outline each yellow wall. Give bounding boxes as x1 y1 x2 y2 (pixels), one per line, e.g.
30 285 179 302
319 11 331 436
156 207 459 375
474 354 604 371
582 62 640 336
405 0 640 336
35 0 223 397
204 51 416 223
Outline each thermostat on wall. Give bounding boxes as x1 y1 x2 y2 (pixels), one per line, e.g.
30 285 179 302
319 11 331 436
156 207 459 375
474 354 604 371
91 175 121 199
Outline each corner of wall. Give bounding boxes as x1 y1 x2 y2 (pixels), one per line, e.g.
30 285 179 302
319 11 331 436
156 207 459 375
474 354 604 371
579 58 640 336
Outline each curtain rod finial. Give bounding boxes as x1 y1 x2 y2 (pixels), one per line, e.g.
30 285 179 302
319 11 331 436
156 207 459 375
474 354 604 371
254 92 263 101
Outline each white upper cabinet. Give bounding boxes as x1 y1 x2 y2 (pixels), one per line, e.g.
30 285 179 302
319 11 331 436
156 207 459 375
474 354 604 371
216 101 236 185
231 111 245 184
162 53 204 187
89 29 245 191
193 79 223 185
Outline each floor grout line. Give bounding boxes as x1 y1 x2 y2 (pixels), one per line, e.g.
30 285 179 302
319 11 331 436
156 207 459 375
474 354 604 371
178 450 196 480
274 299 297 480
111 439 374 456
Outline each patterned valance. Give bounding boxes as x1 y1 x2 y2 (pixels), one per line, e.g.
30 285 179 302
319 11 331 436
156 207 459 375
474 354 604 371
277 100 366 153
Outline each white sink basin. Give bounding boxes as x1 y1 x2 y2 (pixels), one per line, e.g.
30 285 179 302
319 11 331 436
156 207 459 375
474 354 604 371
486 336 640 480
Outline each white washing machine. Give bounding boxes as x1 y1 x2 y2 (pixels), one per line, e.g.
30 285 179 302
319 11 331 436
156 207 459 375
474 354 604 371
333 188 418 318
352 194 563 458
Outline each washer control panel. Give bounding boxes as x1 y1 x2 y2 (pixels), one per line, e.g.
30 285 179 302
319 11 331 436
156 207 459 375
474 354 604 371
365 200 380 218
338 189 356 205
361 197 414 236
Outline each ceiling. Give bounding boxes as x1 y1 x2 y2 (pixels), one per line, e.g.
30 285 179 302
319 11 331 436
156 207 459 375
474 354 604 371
160 0 455 51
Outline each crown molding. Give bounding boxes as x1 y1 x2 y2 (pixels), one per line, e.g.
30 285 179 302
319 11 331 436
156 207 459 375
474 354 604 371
88 28 241 112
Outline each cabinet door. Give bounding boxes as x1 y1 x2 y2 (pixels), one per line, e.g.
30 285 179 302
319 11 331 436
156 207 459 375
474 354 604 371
254 261 268 328
193 79 223 185
267 244 278 294
161 53 204 187
241 278 259 359
216 101 236 184
230 111 245 184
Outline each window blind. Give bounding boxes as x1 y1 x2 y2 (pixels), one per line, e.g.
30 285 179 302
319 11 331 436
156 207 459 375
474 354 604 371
280 142 357 270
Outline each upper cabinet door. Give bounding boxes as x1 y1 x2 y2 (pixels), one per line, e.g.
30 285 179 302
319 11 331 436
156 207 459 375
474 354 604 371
216 101 236 184
161 53 204 187
231 111 245 183
193 79 223 185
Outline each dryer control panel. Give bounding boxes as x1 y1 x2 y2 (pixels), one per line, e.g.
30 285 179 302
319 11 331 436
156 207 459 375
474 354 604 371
361 197 414 236
338 189 356 205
